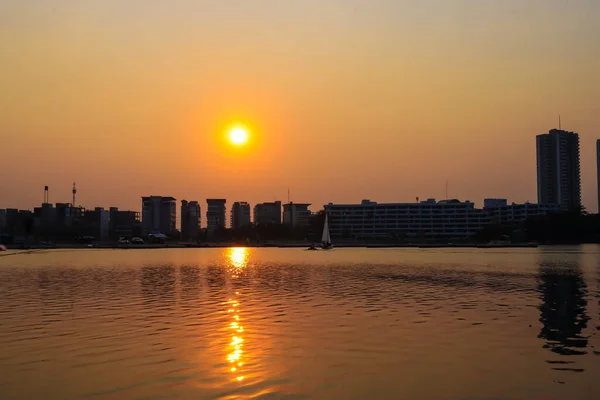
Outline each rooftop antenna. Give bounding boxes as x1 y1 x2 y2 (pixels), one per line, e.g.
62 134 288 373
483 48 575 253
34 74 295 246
72 182 77 207
559 114 561 130
288 188 290 204
44 186 49 204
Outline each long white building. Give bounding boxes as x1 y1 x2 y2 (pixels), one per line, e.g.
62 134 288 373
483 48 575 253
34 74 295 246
483 199 560 224
324 199 491 239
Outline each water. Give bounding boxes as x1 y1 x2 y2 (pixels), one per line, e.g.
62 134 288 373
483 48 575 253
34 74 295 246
0 246 599 400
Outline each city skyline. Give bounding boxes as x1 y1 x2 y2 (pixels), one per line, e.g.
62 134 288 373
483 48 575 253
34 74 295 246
2 124 598 218
2 1 600 212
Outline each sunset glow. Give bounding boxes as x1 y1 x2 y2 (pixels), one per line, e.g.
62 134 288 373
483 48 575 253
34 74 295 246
2 2 600 212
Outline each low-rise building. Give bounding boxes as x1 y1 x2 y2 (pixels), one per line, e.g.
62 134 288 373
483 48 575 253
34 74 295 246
80 207 110 239
324 199 491 239
483 199 560 225
0 209 6 231
33 203 57 234
3 209 34 240
109 208 141 239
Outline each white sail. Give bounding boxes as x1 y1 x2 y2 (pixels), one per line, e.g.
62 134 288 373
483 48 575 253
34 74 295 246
321 213 331 244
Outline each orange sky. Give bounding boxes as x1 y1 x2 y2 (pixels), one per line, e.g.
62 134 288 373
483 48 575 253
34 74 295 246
1 1 600 214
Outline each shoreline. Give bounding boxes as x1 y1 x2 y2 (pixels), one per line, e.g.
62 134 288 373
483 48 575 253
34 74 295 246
2 242 541 250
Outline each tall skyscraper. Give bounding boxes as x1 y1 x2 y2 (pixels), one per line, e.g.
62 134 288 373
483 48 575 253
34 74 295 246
253 201 282 225
206 199 226 237
231 202 251 229
141 196 177 235
181 200 201 241
536 129 581 210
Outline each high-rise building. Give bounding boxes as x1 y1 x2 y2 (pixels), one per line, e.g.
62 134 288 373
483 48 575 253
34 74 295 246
206 199 226 237
282 202 312 228
231 202 251 229
141 196 176 235
253 201 282 225
536 129 581 210
181 200 201 241
597 139 600 213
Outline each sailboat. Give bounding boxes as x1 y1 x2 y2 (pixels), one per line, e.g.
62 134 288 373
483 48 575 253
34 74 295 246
321 213 333 250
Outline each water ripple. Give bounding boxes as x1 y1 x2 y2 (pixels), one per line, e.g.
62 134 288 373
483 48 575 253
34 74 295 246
0 247 598 399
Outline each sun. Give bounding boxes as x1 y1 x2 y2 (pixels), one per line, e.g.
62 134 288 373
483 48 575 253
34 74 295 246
228 126 249 146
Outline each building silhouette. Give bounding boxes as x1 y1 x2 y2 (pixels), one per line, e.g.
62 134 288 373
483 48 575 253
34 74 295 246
141 196 176 235
597 139 600 213
33 202 57 236
536 129 581 210
283 202 312 229
0 209 33 243
325 199 490 240
206 199 226 237
32 202 84 240
109 207 141 239
80 207 110 239
181 200 201 241
483 199 560 224
231 202 251 229
253 201 282 225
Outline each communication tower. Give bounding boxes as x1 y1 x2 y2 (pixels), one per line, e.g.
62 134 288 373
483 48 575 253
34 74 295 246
72 182 77 207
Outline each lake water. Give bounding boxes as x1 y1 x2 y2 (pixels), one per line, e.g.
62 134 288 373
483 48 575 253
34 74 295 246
0 246 599 400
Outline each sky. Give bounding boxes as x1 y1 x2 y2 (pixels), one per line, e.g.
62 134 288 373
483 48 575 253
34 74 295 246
1 0 600 216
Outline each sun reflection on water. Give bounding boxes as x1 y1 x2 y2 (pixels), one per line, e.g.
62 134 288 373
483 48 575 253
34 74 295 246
228 247 249 270
224 247 249 383
226 296 245 382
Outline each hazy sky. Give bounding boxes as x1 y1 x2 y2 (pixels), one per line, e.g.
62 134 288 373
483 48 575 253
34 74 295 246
2 0 599 216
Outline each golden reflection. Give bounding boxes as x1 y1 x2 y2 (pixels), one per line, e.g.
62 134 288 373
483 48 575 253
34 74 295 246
227 247 249 269
225 296 245 382
223 247 250 383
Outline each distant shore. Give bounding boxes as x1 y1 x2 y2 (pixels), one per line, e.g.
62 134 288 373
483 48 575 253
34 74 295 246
3 242 540 250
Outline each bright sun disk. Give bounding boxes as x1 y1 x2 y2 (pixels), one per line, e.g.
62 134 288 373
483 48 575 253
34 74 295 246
228 126 249 146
